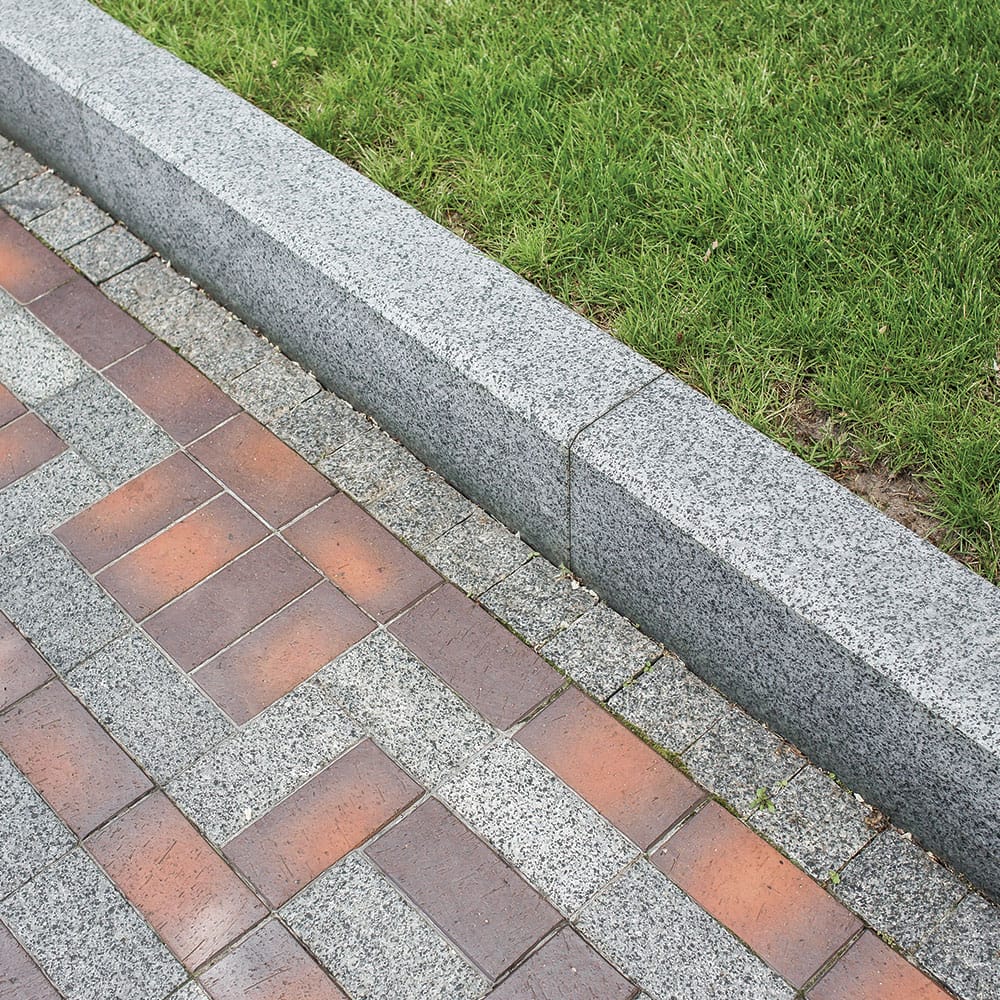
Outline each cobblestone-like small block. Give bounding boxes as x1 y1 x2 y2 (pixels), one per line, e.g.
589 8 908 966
36 375 176 487
101 259 198 338
576 859 794 999
227 353 320 423
0 750 74 899
65 224 151 282
282 853 489 1000
422 509 534 596
917 893 1000 1000
683 707 803 815
749 764 874 880
0 171 75 223
28 194 112 250
367 468 474 551
0 292 90 404
317 630 494 787
0 535 130 673
167 676 360 844
540 602 660 699
69 631 235 784
269 389 371 463
437 739 637 915
835 829 968 953
480 557 597 647
318 428 422 504
173 305 272 380
0 143 43 190
0 848 186 1000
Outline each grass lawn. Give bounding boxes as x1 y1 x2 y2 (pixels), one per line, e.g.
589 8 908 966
96 0 1000 579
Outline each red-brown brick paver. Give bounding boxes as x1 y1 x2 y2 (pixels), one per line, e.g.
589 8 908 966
517 687 703 848
200 920 347 1000
225 740 420 906
189 413 333 526
87 792 267 971
487 927 638 1000
0 613 53 711
0 413 65 489
367 798 560 980
0 383 26 427
55 452 221 572
96 494 269 619
0 210 75 303
808 931 953 1000
653 801 862 987
390 584 562 728
0 682 151 837
0 923 60 1000
194 582 374 724
106 340 239 444
28 274 152 368
284 494 441 621
144 537 319 670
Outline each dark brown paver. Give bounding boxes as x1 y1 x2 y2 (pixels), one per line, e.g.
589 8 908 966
0 923 60 1000
55 452 221 572
808 931 953 1000
0 383 26 427
28 274 152 368
194 582 374 724
96 494 269 619
0 613 53 711
487 927 638 1000
0 210 75 303
517 687 704 848
200 920 347 1000
144 537 320 670
0 682 151 837
106 339 239 444
0 412 65 489
367 798 560 980
390 584 562 728
284 494 441 622
653 801 862 988
189 413 333 526
87 792 267 971
225 740 420 906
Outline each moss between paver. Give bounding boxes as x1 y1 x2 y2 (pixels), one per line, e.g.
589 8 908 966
96 0 1000 580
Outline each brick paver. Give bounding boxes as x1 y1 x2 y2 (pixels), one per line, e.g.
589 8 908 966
0 185 972 1000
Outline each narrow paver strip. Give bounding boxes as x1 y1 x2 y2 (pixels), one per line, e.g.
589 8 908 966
0 146 992 1000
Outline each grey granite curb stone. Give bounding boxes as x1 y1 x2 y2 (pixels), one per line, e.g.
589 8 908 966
2 0 998 900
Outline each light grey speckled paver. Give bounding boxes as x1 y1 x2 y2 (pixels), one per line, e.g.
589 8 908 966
0 169 74 222
0 751 74 900
0 291 90 404
437 738 637 915
282 852 489 1000
317 630 494 787
169 984 211 1000
101 258 198 338
0 141 42 189
0 535 129 673
834 829 968 953
166 297 271 380
576 859 794 1000
480 556 597 647
28 192 110 249
318 428 422 505
918 894 1000 1000
0 848 186 1000
609 652 729 756
367 468 474 552
167 676 360 844
269 389 371 464
68 630 235 784
540 602 660 699
65 223 150 282
227 353 318 423
683 707 803 816
750 763 874 880
36 374 175 486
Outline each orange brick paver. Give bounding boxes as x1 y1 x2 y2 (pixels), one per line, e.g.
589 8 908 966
0 382 27 426
0 210 75 302
0 923 60 1000
0 613 53 711
0 412 65 489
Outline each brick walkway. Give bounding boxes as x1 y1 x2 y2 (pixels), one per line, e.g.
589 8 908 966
0 192 981 997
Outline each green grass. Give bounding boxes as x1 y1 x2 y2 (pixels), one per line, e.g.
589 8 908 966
96 0 1000 579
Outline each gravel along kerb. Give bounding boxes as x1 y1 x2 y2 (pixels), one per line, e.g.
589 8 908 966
1 0 999 901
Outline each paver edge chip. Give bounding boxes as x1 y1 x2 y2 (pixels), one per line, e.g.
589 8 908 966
2 0 998 900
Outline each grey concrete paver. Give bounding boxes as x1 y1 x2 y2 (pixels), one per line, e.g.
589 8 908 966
227 352 319 422
65 223 150 282
0 170 74 222
28 193 111 249
918 894 1000 1000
